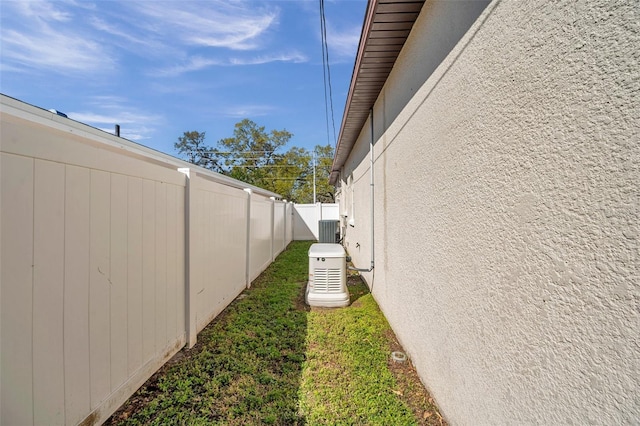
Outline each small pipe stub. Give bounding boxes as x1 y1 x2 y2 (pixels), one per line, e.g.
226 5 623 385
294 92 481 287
391 351 407 363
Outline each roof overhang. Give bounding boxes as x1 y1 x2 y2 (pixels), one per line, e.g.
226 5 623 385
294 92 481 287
330 0 425 185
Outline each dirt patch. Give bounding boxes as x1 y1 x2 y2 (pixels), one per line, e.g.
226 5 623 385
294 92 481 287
347 273 362 285
295 281 311 312
106 378 156 424
385 328 448 426
105 345 194 424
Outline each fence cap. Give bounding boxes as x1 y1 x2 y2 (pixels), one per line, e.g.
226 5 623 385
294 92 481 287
1 93 282 199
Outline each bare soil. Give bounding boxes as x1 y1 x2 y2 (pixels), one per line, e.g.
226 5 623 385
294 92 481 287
385 328 447 425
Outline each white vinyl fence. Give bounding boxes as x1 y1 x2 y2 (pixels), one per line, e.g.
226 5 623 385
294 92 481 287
292 203 340 240
0 95 293 426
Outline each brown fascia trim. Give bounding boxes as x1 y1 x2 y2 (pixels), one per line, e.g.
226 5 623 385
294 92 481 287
329 0 378 186
329 0 425 186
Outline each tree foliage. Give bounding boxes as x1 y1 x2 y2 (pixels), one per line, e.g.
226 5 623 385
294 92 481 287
312 144 335 203
217 119 293 189
174 131 220 171
175 119 335 204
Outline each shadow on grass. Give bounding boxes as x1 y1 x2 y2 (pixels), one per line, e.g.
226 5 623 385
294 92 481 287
347 273 370 305
107 242 441 425
107 241 313 426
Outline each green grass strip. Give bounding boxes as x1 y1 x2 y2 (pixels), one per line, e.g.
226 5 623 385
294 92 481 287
299 281 417 425
110 241 418 425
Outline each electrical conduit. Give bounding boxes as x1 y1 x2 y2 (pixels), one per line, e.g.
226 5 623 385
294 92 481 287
348 108 375 272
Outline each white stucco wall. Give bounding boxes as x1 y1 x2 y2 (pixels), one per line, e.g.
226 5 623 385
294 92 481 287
339 0 639 424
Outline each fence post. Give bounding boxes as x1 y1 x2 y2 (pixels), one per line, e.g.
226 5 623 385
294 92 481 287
291 203 295 242
289 203 294 244
178 168 197 348
283 201 287 249
244 189 252 288
270 197 276 262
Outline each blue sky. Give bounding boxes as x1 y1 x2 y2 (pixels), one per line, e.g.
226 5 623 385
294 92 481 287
0 0 366 156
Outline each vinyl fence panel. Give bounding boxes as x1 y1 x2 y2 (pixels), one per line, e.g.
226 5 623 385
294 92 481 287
285 202 294 245
273 201 286 258
249 195 275 282
1 153 35 426
191 176 249 333
292 203 340 240
63 165 92 425
126 176 144 377
1 102 189 425
32 159 66 425
0 95 292 425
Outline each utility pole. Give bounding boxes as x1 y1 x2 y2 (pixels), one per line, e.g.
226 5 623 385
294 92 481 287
313 151 317 203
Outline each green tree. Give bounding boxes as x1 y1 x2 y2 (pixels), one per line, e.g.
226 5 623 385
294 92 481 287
313 144 335 203
174 131 220 171
217 119 292 186
175 120 335 203
292 144 335 203
272 146 312 202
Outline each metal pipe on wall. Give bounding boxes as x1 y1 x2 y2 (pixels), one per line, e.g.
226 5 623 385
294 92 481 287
348 108 375 272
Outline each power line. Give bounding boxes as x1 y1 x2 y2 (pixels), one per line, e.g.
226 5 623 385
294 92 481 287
199 150 281 154
320 0 330 147
319 0 337 147
215 156 333 161
221 164 332 169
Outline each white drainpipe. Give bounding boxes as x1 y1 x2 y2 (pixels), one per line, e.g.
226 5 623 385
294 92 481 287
349 108 375 273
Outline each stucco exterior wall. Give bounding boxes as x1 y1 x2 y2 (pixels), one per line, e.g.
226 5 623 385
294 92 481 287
339 0 639 424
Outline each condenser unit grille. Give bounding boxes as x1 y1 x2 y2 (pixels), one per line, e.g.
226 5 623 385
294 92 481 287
319 220 339 243
313 268 343 292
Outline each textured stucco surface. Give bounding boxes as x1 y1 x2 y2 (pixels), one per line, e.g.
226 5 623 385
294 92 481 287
339 0 639 424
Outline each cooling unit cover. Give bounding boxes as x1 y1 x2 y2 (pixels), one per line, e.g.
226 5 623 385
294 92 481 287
306 243 349 308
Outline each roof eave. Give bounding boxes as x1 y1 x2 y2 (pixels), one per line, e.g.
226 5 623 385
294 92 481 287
330 0 425 185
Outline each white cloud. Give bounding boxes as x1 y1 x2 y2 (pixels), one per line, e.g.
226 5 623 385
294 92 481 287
1 0 280 77
222 105 276 118
129 1 279 51
90 17 146 47
13 0 73 22
229 52 308 66
0 61 30 73
1 27 114 72
86 95 130 108
0 1 113 73
68 98 162 141
151 56 223 77
326 24 361 60
69 110 159 125
152 51 307 77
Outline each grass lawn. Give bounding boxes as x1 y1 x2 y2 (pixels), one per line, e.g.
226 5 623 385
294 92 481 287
107 241 445 425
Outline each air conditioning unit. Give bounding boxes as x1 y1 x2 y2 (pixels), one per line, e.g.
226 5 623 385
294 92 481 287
306 243 349 308
318 220 340 243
